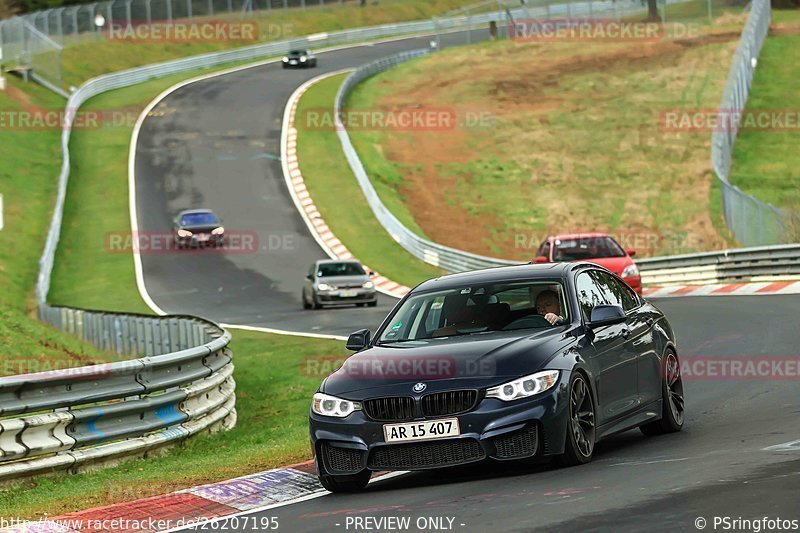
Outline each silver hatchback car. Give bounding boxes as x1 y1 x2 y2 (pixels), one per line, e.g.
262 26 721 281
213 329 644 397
302 260 377 309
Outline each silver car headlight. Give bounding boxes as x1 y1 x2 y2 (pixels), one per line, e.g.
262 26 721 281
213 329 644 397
312 393 361 418
486 370 560 401
362 281 374 289
317 283 332 291
621 263 640 278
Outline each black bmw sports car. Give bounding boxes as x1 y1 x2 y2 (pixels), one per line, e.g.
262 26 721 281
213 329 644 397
173 208 224 248
309 262 685 492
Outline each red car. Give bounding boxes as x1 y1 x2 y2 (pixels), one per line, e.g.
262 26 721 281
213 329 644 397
532 233 641 294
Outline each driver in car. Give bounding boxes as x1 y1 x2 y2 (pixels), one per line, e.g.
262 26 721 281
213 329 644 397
535 290 565 325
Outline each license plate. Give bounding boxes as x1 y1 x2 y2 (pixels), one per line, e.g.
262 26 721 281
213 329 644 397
197 234 210 241
290 60 297 64
383 418 460 443
338 289 358 297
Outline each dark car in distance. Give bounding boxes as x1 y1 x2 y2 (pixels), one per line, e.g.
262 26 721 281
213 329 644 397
309 262 684 492
173 209 225 249
282 49 317 68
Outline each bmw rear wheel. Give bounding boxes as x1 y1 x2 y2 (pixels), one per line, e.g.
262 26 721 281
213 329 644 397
641 351 684 435
559 373 596 466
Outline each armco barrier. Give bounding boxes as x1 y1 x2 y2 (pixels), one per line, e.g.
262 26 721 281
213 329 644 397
0 307 235 482
636 244 800 285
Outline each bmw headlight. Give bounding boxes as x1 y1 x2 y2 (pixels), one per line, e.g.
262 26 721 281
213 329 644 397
362 281 374 289
282 56 289 62
177 229 192 237
621 263 640 278
486 370 560 401
312 393 361 417
317 283 332 291
300 56 307 62
211 227 225 235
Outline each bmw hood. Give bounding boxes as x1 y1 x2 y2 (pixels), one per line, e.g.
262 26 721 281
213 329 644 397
321 328 573 397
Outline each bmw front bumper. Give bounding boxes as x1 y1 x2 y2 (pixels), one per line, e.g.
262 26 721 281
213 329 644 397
309 377 571 475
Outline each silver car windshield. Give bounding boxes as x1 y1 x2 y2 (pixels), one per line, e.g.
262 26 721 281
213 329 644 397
317 262 365 277
378 281 569 343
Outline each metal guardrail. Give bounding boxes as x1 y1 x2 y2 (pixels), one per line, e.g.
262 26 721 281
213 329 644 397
710 0 792 246
636 244 800 285
0 307 235 481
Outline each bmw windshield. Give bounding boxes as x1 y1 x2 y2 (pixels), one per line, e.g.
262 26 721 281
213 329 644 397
378 281 569 343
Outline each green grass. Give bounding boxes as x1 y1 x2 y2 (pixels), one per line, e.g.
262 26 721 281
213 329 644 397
346 23 745 258
0 329 348 519
295 72 444 287
0 75 110 374
19 0 481 88
728 11 800 214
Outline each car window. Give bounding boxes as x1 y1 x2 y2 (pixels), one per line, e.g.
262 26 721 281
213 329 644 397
553 236 626 261
378 280 569 343
535 240 551 259
598 271 639 311
575 271 611 321
317 262 366 277
180 212 218 226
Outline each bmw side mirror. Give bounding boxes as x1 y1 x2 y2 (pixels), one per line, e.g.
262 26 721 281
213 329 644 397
626 249 637 257
346 329 370 351
587 305 626 328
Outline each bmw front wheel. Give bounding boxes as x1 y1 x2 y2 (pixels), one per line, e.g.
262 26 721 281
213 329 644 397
559 372 596 466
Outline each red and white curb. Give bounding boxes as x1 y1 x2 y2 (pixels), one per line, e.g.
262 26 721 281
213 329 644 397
280 72 411 300
1 462 400 533
644 280 800 298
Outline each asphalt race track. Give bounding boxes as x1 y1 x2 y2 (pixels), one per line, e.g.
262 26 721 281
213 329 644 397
134 32 484 336
133 31 800 533
177 295 800 532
